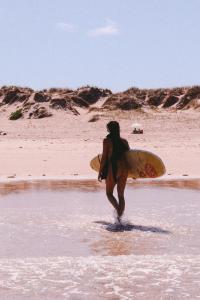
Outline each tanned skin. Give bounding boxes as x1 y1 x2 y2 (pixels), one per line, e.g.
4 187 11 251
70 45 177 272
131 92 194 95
98 137 129 218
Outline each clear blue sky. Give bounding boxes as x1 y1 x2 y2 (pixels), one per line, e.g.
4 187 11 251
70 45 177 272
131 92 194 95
0 0 200 91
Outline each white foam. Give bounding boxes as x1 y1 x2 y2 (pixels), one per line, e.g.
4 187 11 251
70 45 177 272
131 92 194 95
0 255 200 299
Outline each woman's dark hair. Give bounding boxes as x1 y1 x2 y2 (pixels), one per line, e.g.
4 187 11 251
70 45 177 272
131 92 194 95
107 121 128 159
106 121 129 180
107 121 120 139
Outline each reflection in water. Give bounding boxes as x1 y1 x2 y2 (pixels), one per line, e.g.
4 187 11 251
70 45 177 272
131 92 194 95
91 232 134 256
0 179 102 196
90 230 166 256
129 178 200 190
91 221 170 256
1 178 200 197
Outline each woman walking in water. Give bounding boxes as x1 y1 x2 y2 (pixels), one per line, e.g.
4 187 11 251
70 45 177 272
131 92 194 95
98 121 130 220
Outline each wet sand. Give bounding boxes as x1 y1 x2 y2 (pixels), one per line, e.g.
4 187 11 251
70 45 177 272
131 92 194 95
0 180 200 299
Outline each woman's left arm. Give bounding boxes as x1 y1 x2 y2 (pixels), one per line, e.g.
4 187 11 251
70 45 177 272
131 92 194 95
98 139 108 181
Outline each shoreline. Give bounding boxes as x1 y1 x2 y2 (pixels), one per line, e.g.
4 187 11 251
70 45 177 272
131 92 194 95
0 175 200 184
1 175 200 191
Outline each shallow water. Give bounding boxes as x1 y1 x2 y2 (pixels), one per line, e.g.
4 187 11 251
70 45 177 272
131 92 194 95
0 180 200 299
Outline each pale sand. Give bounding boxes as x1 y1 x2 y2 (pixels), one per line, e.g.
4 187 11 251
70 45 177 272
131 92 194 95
0 108 200 180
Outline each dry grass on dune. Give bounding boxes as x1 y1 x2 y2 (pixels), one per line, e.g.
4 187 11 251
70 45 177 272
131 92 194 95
0 85 200 123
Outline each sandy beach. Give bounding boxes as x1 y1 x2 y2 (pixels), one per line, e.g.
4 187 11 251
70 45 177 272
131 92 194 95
0 109 200 180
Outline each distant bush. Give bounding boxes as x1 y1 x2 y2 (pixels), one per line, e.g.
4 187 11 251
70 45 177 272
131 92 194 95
88 114 100 122
9 109 23 120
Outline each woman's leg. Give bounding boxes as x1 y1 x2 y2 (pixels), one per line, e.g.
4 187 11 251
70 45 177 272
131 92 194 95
106 167 118 212
117 172 128 218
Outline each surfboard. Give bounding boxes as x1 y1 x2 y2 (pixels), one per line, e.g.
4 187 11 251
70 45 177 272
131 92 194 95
90 149 166 179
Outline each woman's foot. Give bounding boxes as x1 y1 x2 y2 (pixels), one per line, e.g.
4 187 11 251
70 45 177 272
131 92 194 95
113 209 121 224
117 215 122 224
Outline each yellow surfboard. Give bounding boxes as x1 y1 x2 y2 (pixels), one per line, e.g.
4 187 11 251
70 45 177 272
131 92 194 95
90 149 166 179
